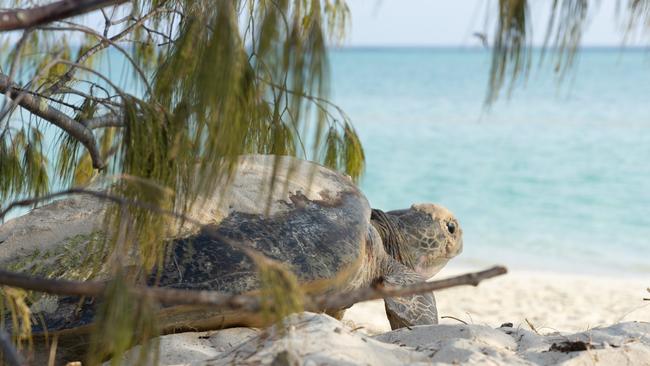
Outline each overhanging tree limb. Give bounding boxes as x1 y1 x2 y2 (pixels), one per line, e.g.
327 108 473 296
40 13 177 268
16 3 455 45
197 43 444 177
0 72 105 169
0 0 128 31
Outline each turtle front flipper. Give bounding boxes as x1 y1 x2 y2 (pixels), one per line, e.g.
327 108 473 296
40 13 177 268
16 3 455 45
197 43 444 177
382 259 438 329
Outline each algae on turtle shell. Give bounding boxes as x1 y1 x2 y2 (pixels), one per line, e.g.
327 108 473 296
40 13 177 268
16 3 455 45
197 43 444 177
6 231 108 281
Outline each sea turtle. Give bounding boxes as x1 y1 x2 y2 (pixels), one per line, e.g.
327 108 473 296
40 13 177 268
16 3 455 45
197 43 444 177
151 154 462 331
0 155 463 360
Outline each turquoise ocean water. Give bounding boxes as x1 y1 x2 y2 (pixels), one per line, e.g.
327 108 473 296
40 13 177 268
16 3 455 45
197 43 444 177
3 48 649 276
330 48 650 276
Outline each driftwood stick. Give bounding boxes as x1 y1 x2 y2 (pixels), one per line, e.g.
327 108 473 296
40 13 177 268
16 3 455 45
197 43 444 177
0 269 256 309
314 266 508 311
0 328 26 366
0 266 507 314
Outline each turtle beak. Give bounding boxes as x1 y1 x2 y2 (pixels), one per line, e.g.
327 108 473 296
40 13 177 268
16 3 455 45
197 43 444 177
415 256 450 279
447 235 463 258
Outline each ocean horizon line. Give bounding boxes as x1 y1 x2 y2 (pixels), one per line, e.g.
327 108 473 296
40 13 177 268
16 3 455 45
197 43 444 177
330 44 650 52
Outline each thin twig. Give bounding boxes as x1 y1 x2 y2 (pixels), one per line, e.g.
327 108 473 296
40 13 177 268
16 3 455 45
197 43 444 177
48 87 122 107
314 266 508 311
9 89 82 112
107 13 133 26
44 6 167 96
55 60 126 97
440 315 469 325
142 24 172 41
525 318 540 335
39 24 154 96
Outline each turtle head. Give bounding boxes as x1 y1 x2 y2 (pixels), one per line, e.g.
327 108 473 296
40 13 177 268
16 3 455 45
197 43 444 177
372 203 463 279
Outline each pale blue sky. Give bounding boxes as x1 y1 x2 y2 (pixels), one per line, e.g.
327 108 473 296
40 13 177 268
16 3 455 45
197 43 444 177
1 1 645 47
343 0 646 47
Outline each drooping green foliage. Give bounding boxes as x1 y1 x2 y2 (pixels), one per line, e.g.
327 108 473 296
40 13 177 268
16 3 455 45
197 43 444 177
0 1 359 362
1 0 360 256
86 271 160 366
248 250 304 327
486 0 531 105
486 0 650 104
0 0 359 207
0 128 49 199
620 0 650 42
0 287 32 351
540 0 589 79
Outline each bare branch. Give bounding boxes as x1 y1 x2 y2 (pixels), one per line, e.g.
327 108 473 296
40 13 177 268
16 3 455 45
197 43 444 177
9 88 82 112
0 267 248 308
107 13 133 26
56 59 127 96
58 85 120 105
315 266 508 311
0 266 507 317
84 112 124 128
0 72 104 169
142 24 172 41
0 0 128 31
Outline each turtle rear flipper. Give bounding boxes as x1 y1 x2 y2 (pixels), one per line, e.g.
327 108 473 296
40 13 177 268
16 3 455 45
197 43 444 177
382 260 438 329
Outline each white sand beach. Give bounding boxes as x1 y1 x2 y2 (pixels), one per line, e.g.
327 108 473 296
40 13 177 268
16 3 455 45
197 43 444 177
119 286 650 366
344 265 650 335
112 265 650 365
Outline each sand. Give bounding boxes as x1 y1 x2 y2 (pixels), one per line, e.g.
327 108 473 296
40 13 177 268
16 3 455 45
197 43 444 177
344 264 650 335
111 265 650 365
118 311 650 365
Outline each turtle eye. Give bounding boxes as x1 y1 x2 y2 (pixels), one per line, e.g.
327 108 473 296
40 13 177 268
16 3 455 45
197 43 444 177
446 221 456 234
